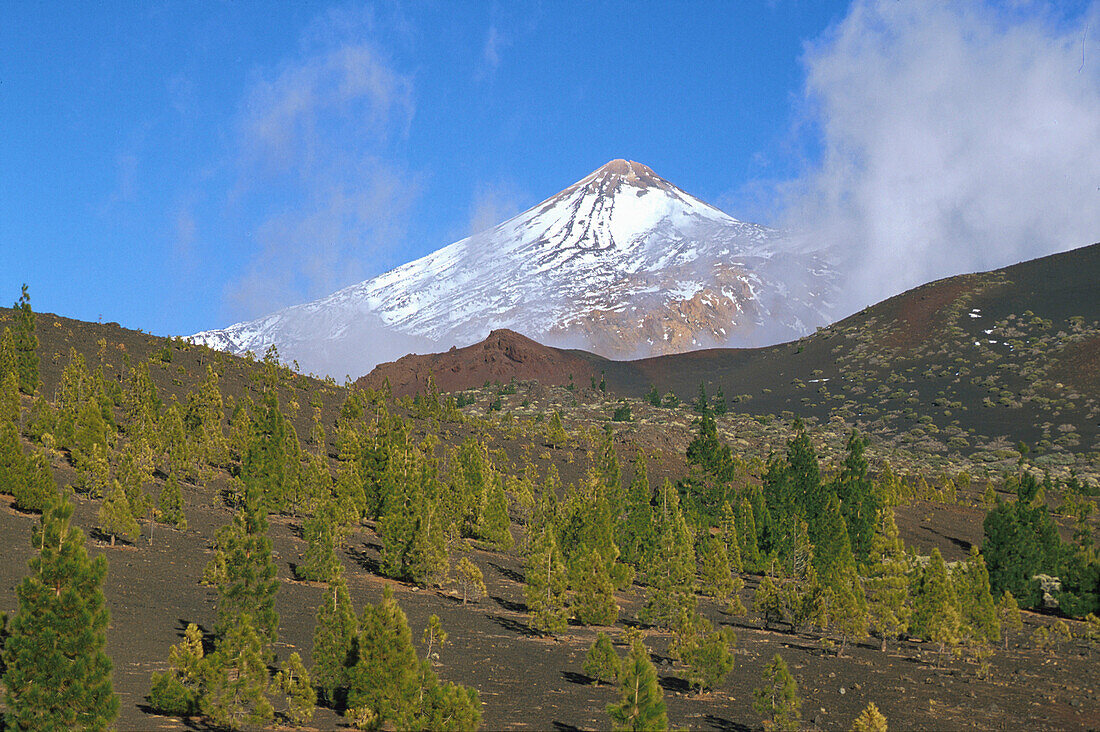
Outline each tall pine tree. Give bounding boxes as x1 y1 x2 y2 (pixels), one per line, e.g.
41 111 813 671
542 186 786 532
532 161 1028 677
3 492 118 729
12 284 40 395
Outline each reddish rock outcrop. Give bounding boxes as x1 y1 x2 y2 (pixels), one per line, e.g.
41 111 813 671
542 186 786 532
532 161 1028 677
356 329 604 398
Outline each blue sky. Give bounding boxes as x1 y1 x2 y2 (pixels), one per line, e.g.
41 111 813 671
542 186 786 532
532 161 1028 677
3 1 1099 335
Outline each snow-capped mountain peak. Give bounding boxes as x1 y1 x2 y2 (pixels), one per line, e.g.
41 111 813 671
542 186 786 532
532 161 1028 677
192 160 836 378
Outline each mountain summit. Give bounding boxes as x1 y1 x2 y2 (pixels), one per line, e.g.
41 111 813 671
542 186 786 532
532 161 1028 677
192 160 836 378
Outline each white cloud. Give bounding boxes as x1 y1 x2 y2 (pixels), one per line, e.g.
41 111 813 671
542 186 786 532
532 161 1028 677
782 0 1100 313
467 181 524 236
477 25 510 80
226 32 418 320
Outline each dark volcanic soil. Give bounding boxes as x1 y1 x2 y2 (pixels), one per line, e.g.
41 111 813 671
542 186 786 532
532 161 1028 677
1 474 1097 731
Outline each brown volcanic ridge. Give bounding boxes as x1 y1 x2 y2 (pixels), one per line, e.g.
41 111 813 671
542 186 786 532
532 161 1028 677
361 328 606 396
361 242 1100 456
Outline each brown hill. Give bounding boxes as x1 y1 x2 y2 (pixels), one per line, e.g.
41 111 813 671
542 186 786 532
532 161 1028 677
358 328 606 397
360 242 1100 463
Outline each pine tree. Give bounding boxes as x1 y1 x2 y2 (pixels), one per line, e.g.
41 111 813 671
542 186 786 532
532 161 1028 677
866 508 910 651
0 419 27 501
606 638 668 731
241 389 289 513
997 591 1023 650
812 491 856 582
640 479 696 629
275 652 316 726
583 632 621 685
1 368 20 425
736 495 764 572
571 548 619 626
833 430 880 564
912 549 960 658
476 472 514 550
122 360 160 437
717 501 744 572
698 534 735 604
346 586 421 729
311 577 358 705
423 614 448 663
525 527 570 634
12 284 40 395
850 701 888 732
753 653 801 732
14 448 56 512
954 546 1000 646
201 613 274 730
148 622 205 716
0 327 18 384
825 565 869 656
3 492 118 729
454 556 487 605
158 471 188 530
99 478 141 546
208 489 280 647
545 410 568 448
296 500 345 583
415 668 482 731
683 619 736 694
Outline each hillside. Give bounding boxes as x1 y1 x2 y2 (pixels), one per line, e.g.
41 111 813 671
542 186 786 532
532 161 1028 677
0 293 1097 731
362 242 1100 478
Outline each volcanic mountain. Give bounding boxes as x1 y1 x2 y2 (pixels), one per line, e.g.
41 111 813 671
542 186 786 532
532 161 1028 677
192 160 836 378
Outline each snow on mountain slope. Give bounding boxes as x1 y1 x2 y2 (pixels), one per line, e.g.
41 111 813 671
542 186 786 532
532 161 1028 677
192 160 836 378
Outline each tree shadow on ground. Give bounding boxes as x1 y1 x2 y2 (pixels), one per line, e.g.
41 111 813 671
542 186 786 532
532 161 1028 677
134 705 218 731
488 613 543 638
657 675 691 694
552 722 581 731
488 561 525 584
561 670 593 686
491 594 527 613
703 714 752 732
345 545 382 575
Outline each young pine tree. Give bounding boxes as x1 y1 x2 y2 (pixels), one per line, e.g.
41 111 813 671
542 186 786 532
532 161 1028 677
606 638 668 732
311 577 358 706
640 480 696 629
208 490 280 647
346 586 422 729
698 534 735 604
736 496 764 572
0 420 27 500
753 653 801 732
12 284 40 395
201 613 274 730
997 591 1024 650
275 652 316 726
832 430 880 564
15 449 56 512
98 478 141 546
525 527 570 634
147 622 205 716
158 471 188 530
912 549 961 659
3 492 118 729
682 619 737 694
296 500 345 583
454 556 487 605
0 368 20 425
865 507 911 651
954 546 1001 647
850 702 889 732
583 632 621 685
570 548 619 626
